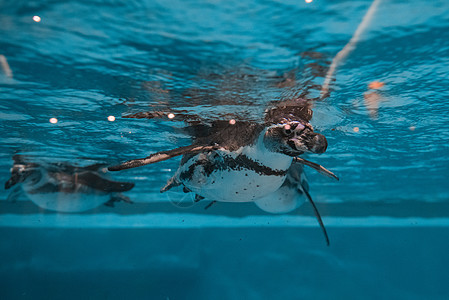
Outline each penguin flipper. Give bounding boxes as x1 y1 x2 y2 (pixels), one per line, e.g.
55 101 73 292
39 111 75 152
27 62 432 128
108 144 219 171
76 172 135 193
298 182 330 246
294 157 339 181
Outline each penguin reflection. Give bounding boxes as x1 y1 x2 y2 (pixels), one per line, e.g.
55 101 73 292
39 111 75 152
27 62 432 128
5 155 134 213
110 98 338 245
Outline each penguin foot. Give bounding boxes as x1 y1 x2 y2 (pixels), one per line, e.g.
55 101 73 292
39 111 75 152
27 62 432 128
161 176 180 193
194 194 204 202
105 193 134 207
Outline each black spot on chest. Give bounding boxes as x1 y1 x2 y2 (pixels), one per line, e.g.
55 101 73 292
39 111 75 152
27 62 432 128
179 152 287 183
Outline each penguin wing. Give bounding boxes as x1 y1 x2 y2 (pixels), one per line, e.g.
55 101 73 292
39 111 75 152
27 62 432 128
293 157 339 181
76 172 135 192
297 181 330 246
108 144 219 171
285 163 330 246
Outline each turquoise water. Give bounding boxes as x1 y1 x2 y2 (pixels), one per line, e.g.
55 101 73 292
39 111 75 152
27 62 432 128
1 0 449 299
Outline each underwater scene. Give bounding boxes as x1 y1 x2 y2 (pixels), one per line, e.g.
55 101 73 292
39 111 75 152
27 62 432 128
1 0 449 299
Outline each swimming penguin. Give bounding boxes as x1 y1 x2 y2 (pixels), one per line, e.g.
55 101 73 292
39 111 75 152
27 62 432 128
5 155 135 213
109 98 338 244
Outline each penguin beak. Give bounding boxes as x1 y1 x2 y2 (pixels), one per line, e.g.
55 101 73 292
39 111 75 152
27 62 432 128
5 172 21 189
308 132 328 154
288 132 328 154
5 164 30 189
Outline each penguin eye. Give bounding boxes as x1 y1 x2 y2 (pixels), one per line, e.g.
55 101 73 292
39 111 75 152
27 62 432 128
12 166 25 175
282 125 292 136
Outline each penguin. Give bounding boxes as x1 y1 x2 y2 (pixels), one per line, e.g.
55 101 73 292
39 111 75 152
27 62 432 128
109 98 338 244
5 155 135 213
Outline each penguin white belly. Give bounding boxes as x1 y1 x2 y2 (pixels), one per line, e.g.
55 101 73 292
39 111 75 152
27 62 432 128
21 175 110 213
186 168 287 202
178 146 293 202
25 192 110 213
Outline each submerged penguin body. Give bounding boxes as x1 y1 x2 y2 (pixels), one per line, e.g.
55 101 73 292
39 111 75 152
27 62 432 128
5 156 134 212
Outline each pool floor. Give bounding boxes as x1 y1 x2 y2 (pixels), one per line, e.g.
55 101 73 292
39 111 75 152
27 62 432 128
1 225 448 299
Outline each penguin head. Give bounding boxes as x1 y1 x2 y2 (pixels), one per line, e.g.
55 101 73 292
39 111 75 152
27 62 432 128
263 120 327 156
5 161 41 190
263 98 327 156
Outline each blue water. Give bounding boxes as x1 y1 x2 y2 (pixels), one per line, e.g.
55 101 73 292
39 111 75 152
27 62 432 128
1 0 449 299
